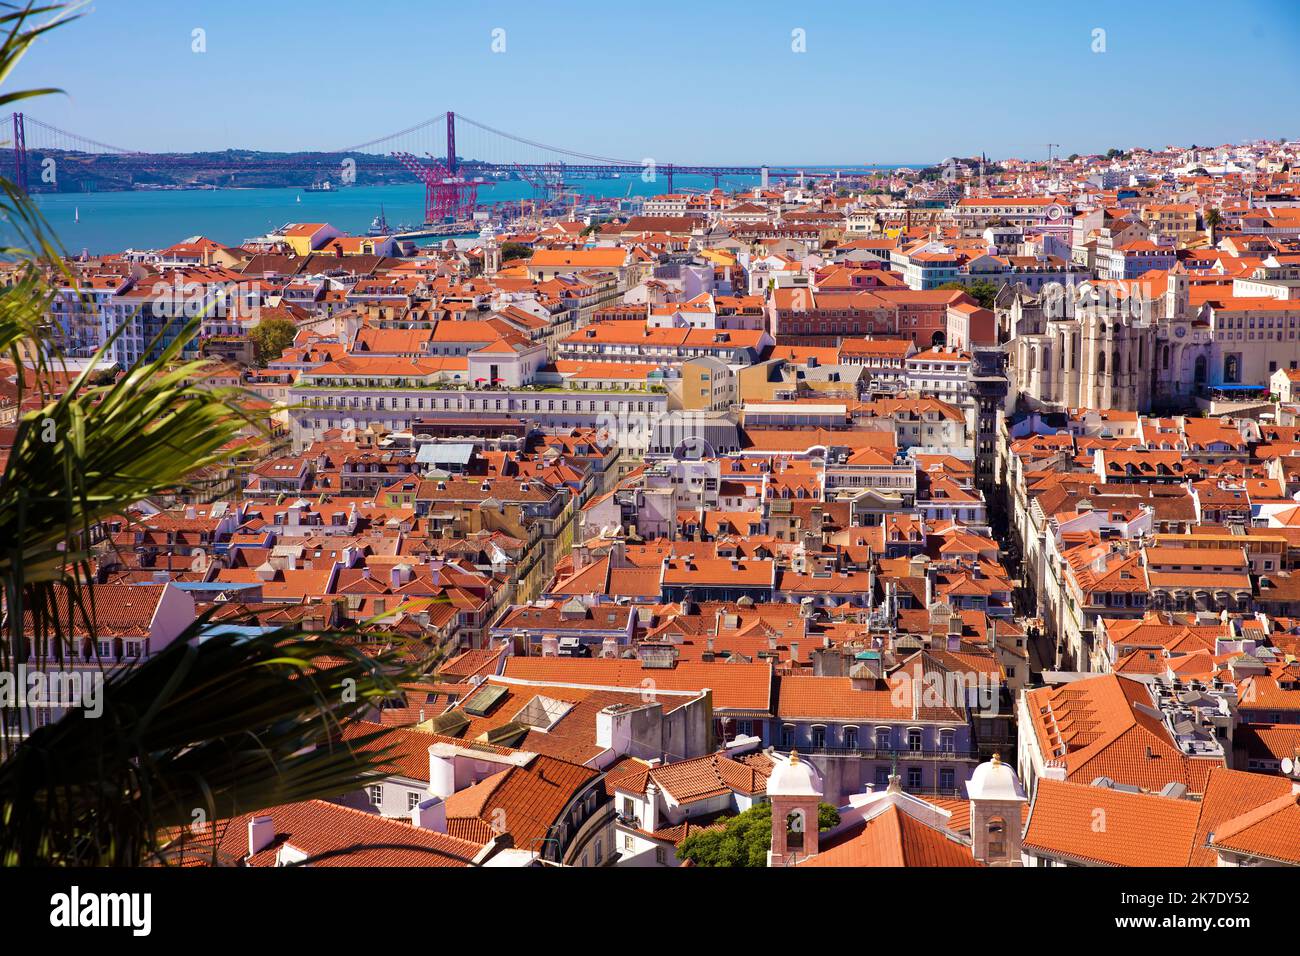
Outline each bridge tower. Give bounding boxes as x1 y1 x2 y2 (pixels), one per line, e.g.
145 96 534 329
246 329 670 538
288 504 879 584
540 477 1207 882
446 111 456 174
11 112 27 193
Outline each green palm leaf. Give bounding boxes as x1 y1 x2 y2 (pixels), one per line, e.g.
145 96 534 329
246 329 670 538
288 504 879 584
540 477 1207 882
0 3 444 865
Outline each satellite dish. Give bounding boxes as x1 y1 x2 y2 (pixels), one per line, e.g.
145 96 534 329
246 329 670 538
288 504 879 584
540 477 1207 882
1282 757 1295 775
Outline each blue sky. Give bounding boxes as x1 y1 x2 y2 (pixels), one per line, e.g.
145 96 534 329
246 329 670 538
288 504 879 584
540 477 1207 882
10 0 1300 165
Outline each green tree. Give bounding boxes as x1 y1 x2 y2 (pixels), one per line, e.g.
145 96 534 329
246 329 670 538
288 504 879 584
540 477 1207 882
938 279 999 309
676 801 840 866
501 241 532 262
0 6 435 866
1204 207 1223 232
248 315 297 367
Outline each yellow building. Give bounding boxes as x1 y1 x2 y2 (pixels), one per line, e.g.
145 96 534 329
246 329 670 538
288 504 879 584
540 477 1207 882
279 223 341 256
1140 205 1198 244
680 356 737 410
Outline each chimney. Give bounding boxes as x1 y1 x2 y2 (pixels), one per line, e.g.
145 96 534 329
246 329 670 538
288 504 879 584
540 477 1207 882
644 781 660 832
790 641 800 665
428 748 456 799
411 795 448 833
248 815 275 857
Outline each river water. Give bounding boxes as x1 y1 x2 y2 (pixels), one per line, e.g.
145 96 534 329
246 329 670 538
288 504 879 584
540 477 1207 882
24 176 731 255
15 166 910 255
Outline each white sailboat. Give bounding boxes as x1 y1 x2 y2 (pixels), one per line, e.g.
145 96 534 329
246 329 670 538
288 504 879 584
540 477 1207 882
74 207 79 223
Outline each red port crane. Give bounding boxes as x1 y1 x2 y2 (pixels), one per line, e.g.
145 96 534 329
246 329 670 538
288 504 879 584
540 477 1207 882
391 151 478 225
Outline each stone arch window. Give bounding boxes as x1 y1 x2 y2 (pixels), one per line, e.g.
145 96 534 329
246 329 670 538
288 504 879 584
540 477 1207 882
1162 344 1170 370
1097 350 1106 374
786 808 807 850
1194 355 1208 384
987 816 1007 857
1112 349 1122 376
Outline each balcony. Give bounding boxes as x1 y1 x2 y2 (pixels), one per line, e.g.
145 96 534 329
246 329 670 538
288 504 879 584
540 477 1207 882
791 745 978 761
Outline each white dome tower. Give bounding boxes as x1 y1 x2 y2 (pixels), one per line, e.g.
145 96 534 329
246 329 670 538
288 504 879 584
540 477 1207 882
766 750 823 866
966 753 1027 866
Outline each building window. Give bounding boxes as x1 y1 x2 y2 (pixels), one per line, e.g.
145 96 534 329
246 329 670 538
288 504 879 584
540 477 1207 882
987 817 1007 857
408 792 421 811
906 767 923 790
368 785 383 806
844 726 858 749
940 767 956 791
811 725 826 748
907 728 923 752
786 809 806 850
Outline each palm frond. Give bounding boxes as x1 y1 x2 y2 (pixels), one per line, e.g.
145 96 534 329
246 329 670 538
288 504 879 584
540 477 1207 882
0 611 437 867
0 2 457 867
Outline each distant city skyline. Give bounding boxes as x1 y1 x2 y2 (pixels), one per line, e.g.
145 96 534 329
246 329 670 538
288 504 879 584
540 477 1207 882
11 0 1300 163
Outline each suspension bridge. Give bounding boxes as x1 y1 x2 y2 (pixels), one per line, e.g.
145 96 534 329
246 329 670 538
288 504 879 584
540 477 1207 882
7 110 873 225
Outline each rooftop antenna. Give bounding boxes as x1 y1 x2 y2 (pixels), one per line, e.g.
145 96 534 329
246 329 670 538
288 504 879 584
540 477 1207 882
1046 143 1060 179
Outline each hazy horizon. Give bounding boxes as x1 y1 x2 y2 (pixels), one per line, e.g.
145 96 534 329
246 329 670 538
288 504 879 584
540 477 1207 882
11 0 1299 164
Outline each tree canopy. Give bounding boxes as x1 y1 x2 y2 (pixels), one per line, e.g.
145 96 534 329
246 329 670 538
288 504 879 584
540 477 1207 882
938 279 999 310
249 317 297 367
